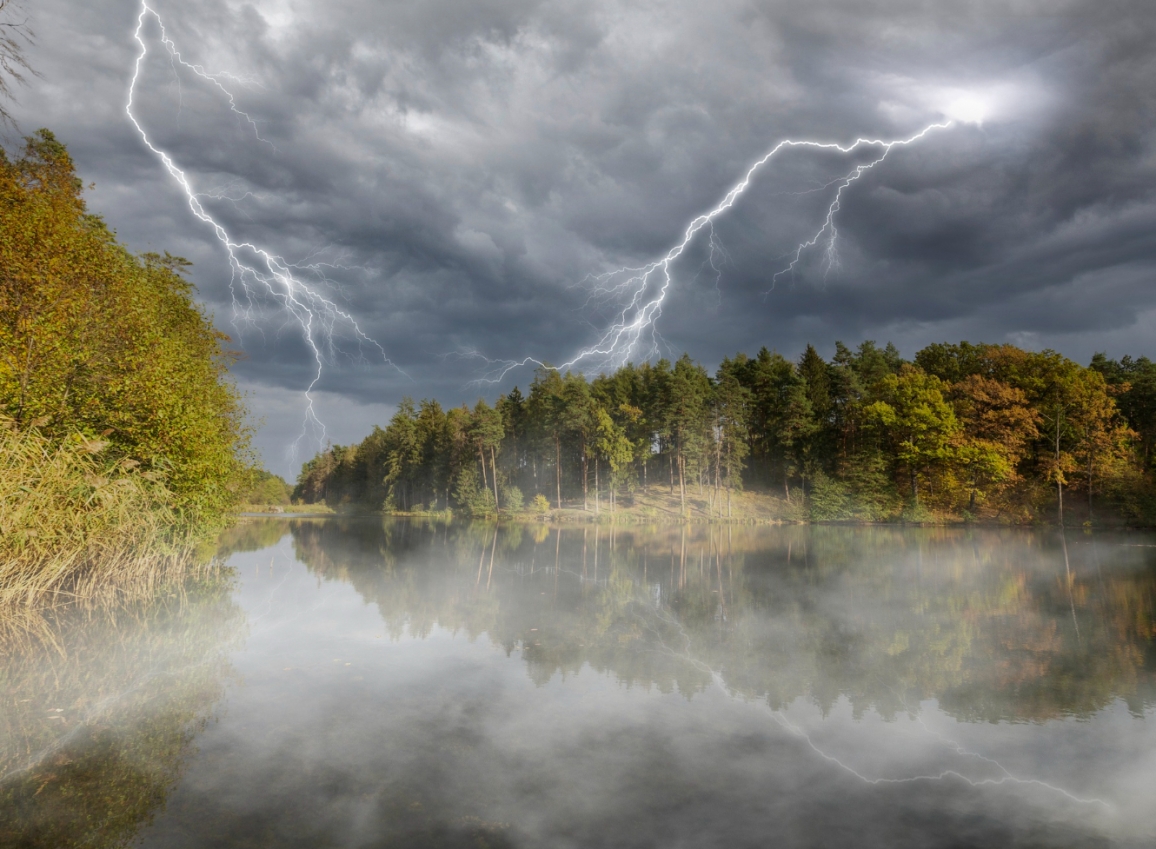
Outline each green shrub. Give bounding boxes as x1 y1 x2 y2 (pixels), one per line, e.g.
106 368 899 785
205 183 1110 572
242 470 291 505
901 502 936 524
809 472 854 521
501 484 524 512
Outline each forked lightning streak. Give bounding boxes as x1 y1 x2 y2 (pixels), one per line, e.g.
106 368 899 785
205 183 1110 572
481 120 953 383
127 2 401 455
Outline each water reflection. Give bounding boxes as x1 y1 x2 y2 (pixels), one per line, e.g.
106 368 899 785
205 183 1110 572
0 577 243 848
8 520 1155 848
132 518 1146 848
291 520 1156 722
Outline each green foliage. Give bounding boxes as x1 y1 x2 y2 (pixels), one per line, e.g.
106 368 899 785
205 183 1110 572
0 131 250 531
242 470 291 505
808 471 854 521
292 339 1156 526
501 484 524 512
594 406 634 511
866 365 961 505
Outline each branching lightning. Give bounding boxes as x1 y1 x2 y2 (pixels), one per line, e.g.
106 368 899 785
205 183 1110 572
628 601 1110 809
127 2 403 454
487 121 953 381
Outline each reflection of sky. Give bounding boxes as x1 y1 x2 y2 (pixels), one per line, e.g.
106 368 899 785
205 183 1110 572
136 528 1156 847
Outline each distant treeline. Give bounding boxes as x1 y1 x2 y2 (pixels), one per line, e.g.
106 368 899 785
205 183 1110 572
296 342 1156 525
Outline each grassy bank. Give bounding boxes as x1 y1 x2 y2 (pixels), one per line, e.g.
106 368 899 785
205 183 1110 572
370 484 1139 527
0 422 213 607
491 486 798 524
238 502 335 515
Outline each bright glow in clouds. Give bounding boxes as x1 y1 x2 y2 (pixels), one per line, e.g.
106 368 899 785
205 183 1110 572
945 94 990 125
932 82 1039 126
126 3 403 458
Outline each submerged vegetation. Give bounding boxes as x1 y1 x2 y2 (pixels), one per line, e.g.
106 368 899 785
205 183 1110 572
0 131 251 604
296 342 1156 525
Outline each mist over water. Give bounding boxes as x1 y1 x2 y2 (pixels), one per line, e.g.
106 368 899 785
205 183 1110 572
4 520 1156 848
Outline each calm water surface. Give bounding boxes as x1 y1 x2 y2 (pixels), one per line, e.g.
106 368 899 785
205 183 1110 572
4 520 1156 848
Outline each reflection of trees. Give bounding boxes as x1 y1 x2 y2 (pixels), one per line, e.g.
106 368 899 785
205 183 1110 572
215 516 292 556
0 577 243 848
288 519 1156 723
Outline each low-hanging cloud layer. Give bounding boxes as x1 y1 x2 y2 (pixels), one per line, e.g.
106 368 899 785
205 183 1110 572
10 0 1156 473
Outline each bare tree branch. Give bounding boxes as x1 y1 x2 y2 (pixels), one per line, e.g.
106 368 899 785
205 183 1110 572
0 0 39 130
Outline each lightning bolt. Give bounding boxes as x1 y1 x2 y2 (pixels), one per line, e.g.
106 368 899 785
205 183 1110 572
127 2 403 456
628 602 1109 809
508 121 952 378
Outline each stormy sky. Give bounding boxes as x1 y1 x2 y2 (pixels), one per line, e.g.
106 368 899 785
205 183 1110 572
8 0 1156 476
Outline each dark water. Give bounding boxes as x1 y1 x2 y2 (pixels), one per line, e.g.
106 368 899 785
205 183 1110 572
4 520 1156 848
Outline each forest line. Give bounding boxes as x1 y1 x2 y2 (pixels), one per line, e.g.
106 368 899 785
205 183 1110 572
294 341 1156 525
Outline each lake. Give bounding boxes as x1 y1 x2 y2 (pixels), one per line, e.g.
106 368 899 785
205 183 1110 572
3 519 1155 848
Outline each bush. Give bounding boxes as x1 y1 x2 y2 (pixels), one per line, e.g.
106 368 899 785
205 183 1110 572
243 470 291 506
532 493 551 514
808 472 853 521
901 502 936 524
466 489 497 517
500 484 524 512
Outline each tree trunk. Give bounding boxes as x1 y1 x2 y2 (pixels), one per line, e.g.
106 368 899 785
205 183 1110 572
581 437 588 512
595 458 600 515
555 433 562 510
1055 409 1064 526
1087 453 1094 520
678 452 686 517
714 438 721 516
725 446 732 520
490 445 500 509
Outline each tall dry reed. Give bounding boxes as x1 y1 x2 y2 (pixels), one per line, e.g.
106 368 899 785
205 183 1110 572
0 420 208 607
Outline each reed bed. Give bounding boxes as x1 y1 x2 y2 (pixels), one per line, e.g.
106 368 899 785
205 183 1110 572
0 421 210 608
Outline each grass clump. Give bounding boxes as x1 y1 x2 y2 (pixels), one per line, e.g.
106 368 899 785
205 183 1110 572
0 420 205 607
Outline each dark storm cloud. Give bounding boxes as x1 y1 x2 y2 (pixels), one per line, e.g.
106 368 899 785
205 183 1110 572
9 0 1156 471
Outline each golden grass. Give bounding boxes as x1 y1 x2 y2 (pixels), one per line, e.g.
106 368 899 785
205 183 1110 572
0 420 211 608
